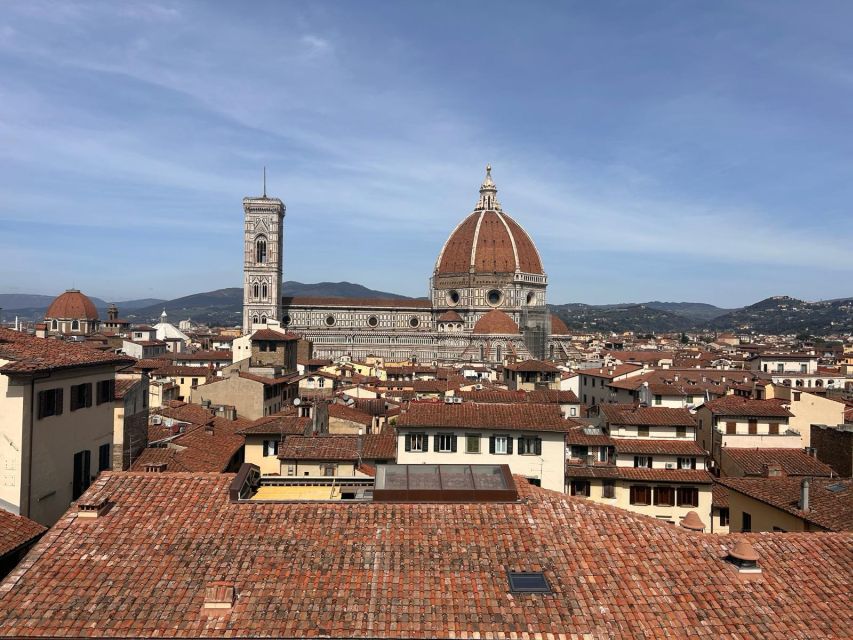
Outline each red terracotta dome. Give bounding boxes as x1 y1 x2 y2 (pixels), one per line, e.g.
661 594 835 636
45 289 99 320
434 167 544 276
473 309 520 335
550 315 570 335
437 310 464 322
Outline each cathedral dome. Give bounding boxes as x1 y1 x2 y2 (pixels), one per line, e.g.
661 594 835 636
473 309 520 335
434 166 544 277
550 314 570 335
45 289 99 320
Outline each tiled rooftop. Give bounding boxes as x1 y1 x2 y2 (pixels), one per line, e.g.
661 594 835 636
0 510 45 558
398 402 572 432
704 396 793 418
722 448 835 477
600 404 697 427
0 327 133 375
0 472 849 637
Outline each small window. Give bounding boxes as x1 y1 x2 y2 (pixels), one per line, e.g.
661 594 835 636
325 315 336 327
71 319 80 332
98 443 111 472
569 407 577 417
253 283 260 298
633 456 652 469
518 436 542 456
407 433 426 452
748 420 758 435
629 485 651 505
637 426 649 438
492 435 510 455
742 511 752 532
507 571 551 594
719 507 730 526
465 435 480 454
51 319 58 330
437 434 454 453
726 422 736 434
677 457 696 470
654 486 674 506
570 480 590 497
261 283 268 299
677 486 699 507
675 426 686 438
487 289 502 306
256 237 267 263
263 440 277 457
96 379 115 405
654 395 662 405
367 316 378 327
768 423 779 435
602 480 615 499
70 383 93 411
409 316 419 328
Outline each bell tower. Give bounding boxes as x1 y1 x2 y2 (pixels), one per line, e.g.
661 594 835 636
242 183 285 334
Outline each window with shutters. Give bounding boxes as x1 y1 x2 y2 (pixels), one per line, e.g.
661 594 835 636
437 434 454 453
742 511 752 532
629 485 651 505
677 486 699 507
748 419 758 435
492 435 509 455
677 457 696 470
602 480 616 499
654 486 675 506
719 507 730 526
518 436 541 456
37 388 64 419
72 450 91 500
465 434 480 454
98 443 111 472
726 422 736 434
70 383 92 412
768 423 779 435
633 456 652 468
570 480 590 497
96 379 115 405
407 433 426 452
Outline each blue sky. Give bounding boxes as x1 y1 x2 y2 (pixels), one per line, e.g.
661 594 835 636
1 1 851 307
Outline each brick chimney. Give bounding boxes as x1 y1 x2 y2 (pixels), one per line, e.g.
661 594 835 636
77 496 110 519
143 462 167 473
762 463 785 478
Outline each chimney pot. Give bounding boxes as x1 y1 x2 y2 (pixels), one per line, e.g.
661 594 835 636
799 478 810 512
77 496 110 519
143 462 167 473
680 511 705 531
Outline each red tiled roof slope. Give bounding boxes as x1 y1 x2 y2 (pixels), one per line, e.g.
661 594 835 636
704 396 793 418
0 510 45 557
399 402 571 432
1 473 850 637
722 448 835 477
0 328 132 374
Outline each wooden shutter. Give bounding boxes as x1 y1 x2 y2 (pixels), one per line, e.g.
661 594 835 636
85 383 92 408
534 437 542 456
748 420 758 435
55 389 63 415
506 436 513 454
37 391 47 419
404 434 411 452
634 456 640 468
769 423 779 435
433 433 440 452
726 422 736 434
423 434 429 451
489 436 495 454
450 434 457 453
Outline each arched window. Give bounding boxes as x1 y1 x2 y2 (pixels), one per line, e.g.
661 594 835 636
51 319 58 330
253 283 259 298
71 320 80 332
260 315 267 324
256 236 267 263
496 345 503 362
549 344 555 358
252 315 260 325
480 345 485 360
262 283 268 299
318 377 325 388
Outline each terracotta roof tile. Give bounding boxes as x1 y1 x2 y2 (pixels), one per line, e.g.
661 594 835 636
566 465 714 483
282 296 432 309
398 402 572 432
459 389 579 404
0 510 45 557
722 448 835 477
3 472 848 637
504 358 559 373
600 404 697 427
237 415 311 436
704 396 794 418
0 328 133 374
328 403 373 427
717 477 853 531
250 329 299 341
472 309 519 335
278 435 360 461
613 439 706 456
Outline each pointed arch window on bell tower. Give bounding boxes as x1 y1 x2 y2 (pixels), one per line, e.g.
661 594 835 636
253 283 260 299
262 283 268 299
256 236 267 263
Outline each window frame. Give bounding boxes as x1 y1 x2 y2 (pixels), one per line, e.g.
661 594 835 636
654 486 675 507
602 479 616 499
465 434 481 454
437 433 454 453
37 388 64 419
629 485 652 506
676 486 699 508
70 383 93 412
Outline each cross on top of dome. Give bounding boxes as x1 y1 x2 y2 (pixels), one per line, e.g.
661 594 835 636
476 164 501 211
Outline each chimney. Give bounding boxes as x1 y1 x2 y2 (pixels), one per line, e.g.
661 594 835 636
143 462 167 473
799 478 810 512
205 424 215 435
203 582 236 612
679 511 705 532
726 540 761 574
762 463 785 478
76 496 110 519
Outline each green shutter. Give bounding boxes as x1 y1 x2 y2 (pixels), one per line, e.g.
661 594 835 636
489 436 495 454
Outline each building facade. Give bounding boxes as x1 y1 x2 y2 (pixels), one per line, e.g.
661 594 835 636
242 167 574 363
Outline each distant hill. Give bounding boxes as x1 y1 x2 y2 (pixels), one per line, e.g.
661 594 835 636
643 301 734 322
548 303 694 333
0 294 166 321
131 281 414 325
706 296 853 334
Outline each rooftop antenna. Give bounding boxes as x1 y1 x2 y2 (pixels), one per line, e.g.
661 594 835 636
263 166 267 198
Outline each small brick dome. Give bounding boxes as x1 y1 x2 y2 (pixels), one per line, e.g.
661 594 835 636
473 310 520 335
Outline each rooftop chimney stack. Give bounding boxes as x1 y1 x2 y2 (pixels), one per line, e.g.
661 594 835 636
799 478 810 512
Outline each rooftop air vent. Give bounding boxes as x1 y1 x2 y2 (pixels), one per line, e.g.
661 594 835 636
203 581 236 612
679 511 705 532
726 540 761 574
507 571 551 594
77 496 110 519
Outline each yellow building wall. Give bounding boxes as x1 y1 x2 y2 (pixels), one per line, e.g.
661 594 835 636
243 436 282 475
727 491 819 532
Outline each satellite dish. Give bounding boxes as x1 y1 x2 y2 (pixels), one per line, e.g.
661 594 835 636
293 398 301 406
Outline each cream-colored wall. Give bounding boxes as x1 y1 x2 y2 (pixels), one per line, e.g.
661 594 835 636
396 430 565 492
244 436 282 475
727 491 819 532
112 375 149 470
170 374 209 401
1 365 115 526
570 478 713 528
329 418 370 435
609 424 695 440
192 375 284 420
787 394 845 448
711 507 730 535
614 454 706 470
279 460 358 477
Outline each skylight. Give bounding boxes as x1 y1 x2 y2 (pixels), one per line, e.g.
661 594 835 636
826 482 847 493
507 571 551 594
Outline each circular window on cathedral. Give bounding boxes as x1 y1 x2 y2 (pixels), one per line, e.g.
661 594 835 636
447 290 460 306
283 314 292 326
367 315 378 327
325 315 336 327
526 291 536 305
487 289 503 306
409 316 420 328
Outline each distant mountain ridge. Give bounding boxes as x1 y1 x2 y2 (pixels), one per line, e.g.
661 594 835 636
2 287 850 334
